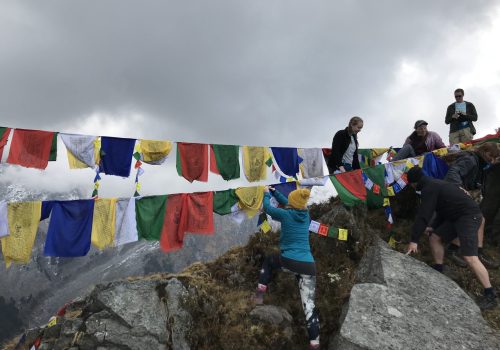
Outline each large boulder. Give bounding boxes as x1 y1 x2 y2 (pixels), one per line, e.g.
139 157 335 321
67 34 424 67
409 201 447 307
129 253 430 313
332 239 500 350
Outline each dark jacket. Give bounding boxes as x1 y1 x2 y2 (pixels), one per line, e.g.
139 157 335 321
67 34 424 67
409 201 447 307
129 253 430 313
444 151 487 191
445 101 478 134
327 128 360 173
411 176 481 243
482 163 500 200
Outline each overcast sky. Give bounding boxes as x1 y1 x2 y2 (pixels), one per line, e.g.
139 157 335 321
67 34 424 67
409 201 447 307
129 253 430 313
1 0 499 199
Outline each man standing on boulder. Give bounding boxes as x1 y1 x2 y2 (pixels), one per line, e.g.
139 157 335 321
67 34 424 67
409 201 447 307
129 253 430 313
406 166 497 310
445 88 478 144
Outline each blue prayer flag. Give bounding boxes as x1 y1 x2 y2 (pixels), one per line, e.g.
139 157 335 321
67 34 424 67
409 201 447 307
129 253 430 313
271 147 300 177
44 200 94 257
100 137 136 177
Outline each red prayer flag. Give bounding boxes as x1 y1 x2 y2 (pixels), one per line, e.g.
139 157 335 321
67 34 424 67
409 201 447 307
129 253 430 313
178 142 208 182
0 127 11 160
7 129 54 169
160 192 214 252
400 173 408 184
184 192 214 234
160 194 187 252
373 184 380 194
334 169 367 201
318 224 329 236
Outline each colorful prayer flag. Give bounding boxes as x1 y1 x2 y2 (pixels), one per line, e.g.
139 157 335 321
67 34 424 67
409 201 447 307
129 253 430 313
210 144 240 180
329 169 367 207
176 142 209 182
271 147 300 177
213 189 238 215
318 224 329 236
44 200 94 257
140 139 172 164
1 201 41 267
260 220 272 233
309 220 320 233
91 198 117 250
235 186 265 218
99 137 136 177
328 226 338 238
135 195 168 241
242 146 269 182
7 129 54 169
338 228 348 241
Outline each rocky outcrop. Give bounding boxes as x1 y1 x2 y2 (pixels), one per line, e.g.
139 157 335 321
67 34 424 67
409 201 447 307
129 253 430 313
20 278 193 350
332 239 500 350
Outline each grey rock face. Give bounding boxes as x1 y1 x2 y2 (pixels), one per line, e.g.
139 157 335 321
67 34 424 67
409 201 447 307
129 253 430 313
332 239 500 350
250 305 293 340
250 305 293 326
164 278 193 350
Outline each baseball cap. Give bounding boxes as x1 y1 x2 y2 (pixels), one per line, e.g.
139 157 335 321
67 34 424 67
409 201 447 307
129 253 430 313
414 120 428 129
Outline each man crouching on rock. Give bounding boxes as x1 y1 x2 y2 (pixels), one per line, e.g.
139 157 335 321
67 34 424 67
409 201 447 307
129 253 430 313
406 166 498 310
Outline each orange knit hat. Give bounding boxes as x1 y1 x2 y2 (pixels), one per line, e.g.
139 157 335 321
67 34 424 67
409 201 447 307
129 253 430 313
287 188 311 209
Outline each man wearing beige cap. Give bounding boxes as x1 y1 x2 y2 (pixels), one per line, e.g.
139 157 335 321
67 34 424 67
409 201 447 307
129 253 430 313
392 120 446 161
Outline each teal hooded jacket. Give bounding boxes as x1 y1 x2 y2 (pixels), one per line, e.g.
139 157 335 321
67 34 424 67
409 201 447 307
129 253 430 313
263 191 314 263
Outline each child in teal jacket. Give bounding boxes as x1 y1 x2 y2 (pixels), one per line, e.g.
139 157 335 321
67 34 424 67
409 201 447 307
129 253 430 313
254 186 320 349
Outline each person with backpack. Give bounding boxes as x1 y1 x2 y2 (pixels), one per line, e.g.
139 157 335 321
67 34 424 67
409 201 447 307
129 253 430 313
406 166 497 310
443 143 500 269
253 186 320 349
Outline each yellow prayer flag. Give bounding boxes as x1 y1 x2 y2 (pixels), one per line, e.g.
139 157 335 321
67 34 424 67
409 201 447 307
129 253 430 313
383 198 391 207
242 146 269 182
338 228 348 241
432 147 448 157
66 150 89 169
387 186 395 196
1 201 41 268
388 236 397 249
235 186 265 218
406 160 414 169
260 220 272 233
140 139 173 163
47 317 57 328
371 148 390 157
94 138 101 165
416 156 424 167
91 198 117 250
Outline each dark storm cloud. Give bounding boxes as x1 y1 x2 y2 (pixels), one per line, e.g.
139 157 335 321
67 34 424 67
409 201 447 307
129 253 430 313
0 0 496 147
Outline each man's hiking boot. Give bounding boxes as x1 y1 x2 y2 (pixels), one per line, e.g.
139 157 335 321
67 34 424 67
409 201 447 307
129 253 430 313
477 294 498 310
478 252 500 269
446 249 468 268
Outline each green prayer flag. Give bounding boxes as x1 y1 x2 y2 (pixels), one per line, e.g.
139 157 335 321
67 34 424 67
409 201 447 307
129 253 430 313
265 157 273 167
213 189 238 215
136 195 168 240
357 149 372 169
327 226 338 238
363 164 387 209
211 144 240 180
49 132 58 161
